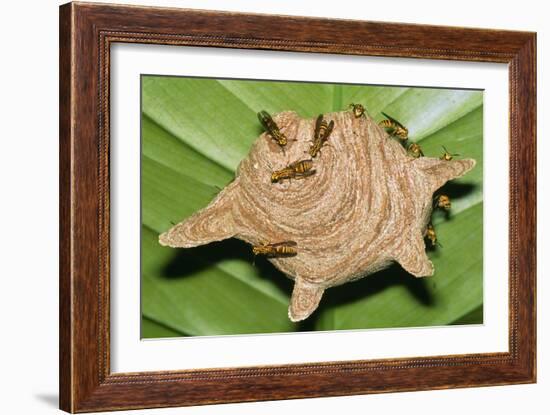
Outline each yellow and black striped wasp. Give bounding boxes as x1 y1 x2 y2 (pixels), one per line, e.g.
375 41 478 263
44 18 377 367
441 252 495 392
434 194 451 210
270 159 316 183
424 223 442 248
258 110 288 148
252 241 298 258
407 142 424 158
440 146 460 161
348 103 367 118
379 112 409 141
309 114 335 158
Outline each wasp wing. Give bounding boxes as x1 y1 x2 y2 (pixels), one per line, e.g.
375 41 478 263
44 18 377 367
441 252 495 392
294 169 316 180
288 159 313 169
258 110 273 131
325 120 335 139
381 111 405 129
269 241 298 248
314 114 324 139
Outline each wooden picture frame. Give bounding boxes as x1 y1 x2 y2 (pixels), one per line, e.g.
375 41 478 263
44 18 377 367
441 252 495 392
59 2 536 412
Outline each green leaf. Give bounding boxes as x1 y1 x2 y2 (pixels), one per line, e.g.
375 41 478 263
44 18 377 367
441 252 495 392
142 156 220 233
141 227 295 336
142 114 234 188
218 79 333 117
141 316 186 338
450 305 484 326
141 76 483 337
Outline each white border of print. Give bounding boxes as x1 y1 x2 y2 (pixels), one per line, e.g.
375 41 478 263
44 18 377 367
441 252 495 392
110 43 509 373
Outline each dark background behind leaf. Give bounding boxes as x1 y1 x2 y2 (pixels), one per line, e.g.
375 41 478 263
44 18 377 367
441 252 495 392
141 76 483 337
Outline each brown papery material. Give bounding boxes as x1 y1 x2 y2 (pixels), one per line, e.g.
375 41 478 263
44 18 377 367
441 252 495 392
159 111 476 322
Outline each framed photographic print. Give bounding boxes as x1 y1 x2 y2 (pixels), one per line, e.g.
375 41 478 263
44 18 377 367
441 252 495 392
59 2 536 412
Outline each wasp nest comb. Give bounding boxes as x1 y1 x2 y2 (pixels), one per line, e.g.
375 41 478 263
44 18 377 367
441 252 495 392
159 110 476 322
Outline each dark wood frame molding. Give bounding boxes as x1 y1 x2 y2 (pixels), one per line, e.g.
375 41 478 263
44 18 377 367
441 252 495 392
59 2 536 412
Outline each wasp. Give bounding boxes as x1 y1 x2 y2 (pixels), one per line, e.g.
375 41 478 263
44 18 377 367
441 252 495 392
407 142 424 158
424 223 441 248
348 103 366 118
252 241 298 258
379 112 409 141
258 110 287 147
434 194 451 210
440 146 460 161
309 114 335 158
271 159 316 183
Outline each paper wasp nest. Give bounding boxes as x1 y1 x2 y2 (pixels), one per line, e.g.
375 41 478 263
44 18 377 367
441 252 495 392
159 111 476 322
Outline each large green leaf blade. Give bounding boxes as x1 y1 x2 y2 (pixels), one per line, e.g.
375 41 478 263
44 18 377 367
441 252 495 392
218 79 333 117
141 156 220 232
142 316 186 338
142 76 257 170
142 114 234 188
141 227 295 336
141 76 483 337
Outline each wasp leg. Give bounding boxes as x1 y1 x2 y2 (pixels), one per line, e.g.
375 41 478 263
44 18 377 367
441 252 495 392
294 170 316 180
286 178 292 189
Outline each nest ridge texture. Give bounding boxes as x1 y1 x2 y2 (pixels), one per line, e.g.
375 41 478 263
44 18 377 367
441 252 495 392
159 110 476 321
